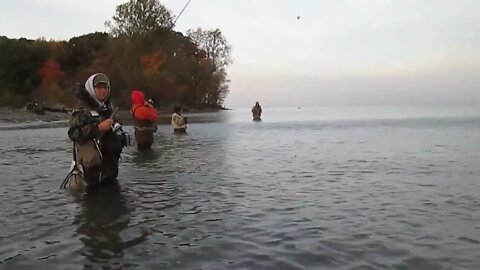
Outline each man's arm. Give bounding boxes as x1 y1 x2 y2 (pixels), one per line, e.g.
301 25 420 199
67 109 100 143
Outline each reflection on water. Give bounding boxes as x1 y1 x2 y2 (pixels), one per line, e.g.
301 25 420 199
74 183 149 269
131 148 161 164
1 107 480 269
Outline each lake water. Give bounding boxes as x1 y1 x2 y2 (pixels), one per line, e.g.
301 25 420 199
1 106 480 269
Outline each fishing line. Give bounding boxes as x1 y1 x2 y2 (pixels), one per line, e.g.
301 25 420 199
174 0 193 25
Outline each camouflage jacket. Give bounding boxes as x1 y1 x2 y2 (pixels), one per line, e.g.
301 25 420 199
67 98 116 144
252 105 262 115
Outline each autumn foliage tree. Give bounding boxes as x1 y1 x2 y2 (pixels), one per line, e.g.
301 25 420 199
38 59 66 103
0 0 233 109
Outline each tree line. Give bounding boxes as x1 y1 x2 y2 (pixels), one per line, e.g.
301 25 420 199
0 0 232 109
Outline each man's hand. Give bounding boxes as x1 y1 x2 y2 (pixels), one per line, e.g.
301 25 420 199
98 119 114 132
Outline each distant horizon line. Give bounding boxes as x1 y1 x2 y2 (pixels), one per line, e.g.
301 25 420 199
226 104 480 110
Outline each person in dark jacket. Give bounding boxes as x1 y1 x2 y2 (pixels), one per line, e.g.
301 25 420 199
252 101 262 121
66 73 128 191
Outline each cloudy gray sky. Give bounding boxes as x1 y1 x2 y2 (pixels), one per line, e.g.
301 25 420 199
1 0 479 108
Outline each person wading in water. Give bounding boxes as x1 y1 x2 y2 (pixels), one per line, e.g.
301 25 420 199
171 106 187 133
64 73 129 192
130 90 158 151
252 101 262 121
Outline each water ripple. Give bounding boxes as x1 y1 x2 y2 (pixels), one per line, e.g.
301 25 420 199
1 114 480 269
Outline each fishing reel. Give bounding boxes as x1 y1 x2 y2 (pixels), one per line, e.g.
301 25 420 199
112 122 122 133
122 132 132 147
111 122 131 147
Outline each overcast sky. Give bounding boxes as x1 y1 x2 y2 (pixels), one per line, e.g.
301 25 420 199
1 0 479 108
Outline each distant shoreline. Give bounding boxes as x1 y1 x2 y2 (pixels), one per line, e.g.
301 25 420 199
0 107 231 125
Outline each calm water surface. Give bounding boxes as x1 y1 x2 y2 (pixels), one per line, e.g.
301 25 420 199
1 106 480 269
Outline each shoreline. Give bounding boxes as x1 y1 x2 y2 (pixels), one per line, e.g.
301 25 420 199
0 107 230 126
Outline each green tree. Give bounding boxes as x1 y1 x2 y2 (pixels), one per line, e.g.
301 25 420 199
106 0 175 37
187 28 233 107
62 32 110 76
0 37 50 106
187 28 232 70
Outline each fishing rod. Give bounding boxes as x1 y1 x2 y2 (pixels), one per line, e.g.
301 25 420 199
25 102 72 115
25 84 108 115
173 0 193 25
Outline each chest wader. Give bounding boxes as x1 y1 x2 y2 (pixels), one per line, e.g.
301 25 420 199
252 108 262 121
61 139 103 191
62 110 109 191
133 118 157 151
